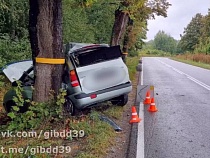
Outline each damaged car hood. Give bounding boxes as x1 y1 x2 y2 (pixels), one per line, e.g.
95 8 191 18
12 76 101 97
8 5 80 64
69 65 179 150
1 60 32 82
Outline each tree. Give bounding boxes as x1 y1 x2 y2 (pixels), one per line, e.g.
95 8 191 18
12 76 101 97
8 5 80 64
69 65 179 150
110 0 171 61
196 9 210 54
29 0 64 102
178 13 204 52
153 30 177 54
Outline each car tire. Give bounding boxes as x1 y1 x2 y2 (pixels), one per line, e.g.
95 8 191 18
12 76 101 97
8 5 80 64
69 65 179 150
111 94 128 106
63 99 79 116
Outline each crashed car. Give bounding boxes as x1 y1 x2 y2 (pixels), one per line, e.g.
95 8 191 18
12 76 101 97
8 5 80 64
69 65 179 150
1 43 132 115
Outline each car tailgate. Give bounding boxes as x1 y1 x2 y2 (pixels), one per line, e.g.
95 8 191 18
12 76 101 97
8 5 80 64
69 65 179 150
76 58 130 94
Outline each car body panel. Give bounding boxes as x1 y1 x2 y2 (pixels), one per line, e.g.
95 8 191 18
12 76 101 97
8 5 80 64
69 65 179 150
2 60 32 82
67 82 132 109
76 58 130 94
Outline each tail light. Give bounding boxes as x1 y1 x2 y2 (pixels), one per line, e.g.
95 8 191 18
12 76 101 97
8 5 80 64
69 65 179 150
90 94 97 99
70 70 80 87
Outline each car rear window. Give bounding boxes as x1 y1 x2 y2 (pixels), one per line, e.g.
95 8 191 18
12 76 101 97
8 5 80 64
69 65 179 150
72 45 122 67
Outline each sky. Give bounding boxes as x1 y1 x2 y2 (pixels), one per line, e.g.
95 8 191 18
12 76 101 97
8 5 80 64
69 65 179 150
146 0 210 41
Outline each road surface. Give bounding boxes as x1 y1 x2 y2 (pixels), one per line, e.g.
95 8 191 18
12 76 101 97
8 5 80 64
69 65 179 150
142 57 210 158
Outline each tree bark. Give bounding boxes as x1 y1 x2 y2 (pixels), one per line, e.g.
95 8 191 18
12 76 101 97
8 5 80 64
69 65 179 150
110 9 129 46
122 18 134 62
29 0 39 66
29 0 63 102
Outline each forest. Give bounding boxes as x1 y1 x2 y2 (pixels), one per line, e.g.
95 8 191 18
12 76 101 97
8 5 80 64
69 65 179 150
0 0 170 68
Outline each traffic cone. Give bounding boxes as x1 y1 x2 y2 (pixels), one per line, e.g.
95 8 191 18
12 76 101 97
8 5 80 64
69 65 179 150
144 90 151 104
129 106 141 123
148 98 158 112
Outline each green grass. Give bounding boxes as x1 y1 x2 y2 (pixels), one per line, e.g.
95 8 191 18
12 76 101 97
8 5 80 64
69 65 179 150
171 57 210 70
72 112 116 158
126 56 140 81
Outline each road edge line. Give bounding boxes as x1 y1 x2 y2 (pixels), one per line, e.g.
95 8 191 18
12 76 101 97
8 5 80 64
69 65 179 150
136 58 144 158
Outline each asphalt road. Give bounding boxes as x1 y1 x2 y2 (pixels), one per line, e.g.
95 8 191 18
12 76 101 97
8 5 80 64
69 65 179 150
143 57 210 158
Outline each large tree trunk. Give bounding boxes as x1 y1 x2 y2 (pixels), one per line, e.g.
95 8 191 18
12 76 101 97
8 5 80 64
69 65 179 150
29 0 63 102
122 18 134 63
110 9 129 46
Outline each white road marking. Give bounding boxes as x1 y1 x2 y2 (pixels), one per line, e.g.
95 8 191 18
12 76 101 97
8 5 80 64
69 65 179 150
172 68 184 75
136 59 144 158
157 59 210 91
187 76 210 91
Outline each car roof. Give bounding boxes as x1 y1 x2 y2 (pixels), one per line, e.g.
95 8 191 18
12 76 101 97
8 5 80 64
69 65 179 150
68 43 109 55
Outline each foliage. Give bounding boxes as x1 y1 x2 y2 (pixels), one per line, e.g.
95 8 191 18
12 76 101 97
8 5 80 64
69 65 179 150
178 13 204 53
7 83 66 131
140 48 170 57
127 0 171 51
63 0 116 44
194 9 210 54
128 46 139 57
84 0 116 43
0 0 29 39
0 34 31 64
63 0 95 43
153 30 177 54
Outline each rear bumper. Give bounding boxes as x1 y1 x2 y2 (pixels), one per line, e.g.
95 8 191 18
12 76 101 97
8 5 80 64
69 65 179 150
69 82 132 109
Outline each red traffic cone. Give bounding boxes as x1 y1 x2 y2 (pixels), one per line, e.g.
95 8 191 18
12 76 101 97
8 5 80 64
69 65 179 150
148 98 158 112
130 106 141 123
144 90 151 104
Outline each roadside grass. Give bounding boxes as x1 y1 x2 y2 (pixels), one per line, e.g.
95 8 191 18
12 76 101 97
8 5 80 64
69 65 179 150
171 53 210 70
0 56 139 158
139 49 172 57
126 56 140 81
71 112 116 158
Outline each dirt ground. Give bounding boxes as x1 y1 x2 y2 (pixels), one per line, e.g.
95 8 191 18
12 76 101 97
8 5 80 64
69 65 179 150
104 72 139 158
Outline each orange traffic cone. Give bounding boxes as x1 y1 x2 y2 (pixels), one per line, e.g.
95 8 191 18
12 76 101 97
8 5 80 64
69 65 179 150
148 98 158 112
130 106 141 123
144 90 151 104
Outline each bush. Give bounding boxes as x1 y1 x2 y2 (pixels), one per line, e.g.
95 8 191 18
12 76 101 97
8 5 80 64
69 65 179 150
0 34 31 65
140 49 170 56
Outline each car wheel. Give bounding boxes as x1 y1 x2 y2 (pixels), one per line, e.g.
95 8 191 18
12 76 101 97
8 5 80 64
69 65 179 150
111 94 128 106
63 99 79 116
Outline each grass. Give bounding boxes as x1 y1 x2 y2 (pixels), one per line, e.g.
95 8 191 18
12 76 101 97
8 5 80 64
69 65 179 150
126 56 140 81
171 53 210 70
72 112 116 158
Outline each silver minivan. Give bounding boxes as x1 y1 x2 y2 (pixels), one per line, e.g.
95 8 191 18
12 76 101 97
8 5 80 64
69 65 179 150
2 43 132 115
63 43 132 114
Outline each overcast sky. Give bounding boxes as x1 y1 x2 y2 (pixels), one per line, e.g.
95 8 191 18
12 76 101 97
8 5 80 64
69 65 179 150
146 0 210 41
